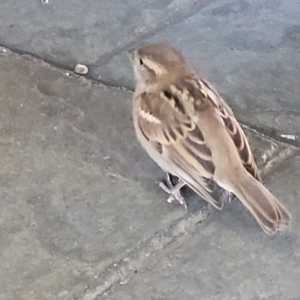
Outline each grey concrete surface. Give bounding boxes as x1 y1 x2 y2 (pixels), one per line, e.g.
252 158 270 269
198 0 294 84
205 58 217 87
97 0 300 143
0 0 212 69
104 155 300 300
2 0 300 143
1 0 300 299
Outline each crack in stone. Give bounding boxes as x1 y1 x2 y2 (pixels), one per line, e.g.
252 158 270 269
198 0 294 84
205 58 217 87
81 212 208 300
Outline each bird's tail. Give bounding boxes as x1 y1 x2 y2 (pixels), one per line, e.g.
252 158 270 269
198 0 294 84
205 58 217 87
233 173 291 235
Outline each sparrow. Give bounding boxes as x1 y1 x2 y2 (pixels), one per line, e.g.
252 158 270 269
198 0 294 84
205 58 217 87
128 42 291 235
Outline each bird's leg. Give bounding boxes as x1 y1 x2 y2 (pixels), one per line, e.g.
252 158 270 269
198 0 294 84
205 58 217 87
158 173 187 209
227 192 236 203
219 187 236 203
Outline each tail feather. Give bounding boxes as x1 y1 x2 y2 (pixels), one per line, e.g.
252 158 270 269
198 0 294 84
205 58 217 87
233 173 291 235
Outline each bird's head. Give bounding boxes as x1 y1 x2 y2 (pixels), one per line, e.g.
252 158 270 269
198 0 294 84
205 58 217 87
128 43 189 89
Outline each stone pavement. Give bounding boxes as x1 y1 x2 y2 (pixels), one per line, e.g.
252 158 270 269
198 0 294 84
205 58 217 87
0 1 300 300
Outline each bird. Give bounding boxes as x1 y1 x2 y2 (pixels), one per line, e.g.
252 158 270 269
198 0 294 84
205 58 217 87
128 42 291 235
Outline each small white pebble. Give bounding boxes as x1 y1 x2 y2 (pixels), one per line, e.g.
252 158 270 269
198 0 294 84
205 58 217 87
261 153 267 162
74 63 88 75
280 134 296 141
54 127 57 130
65 72 70 76
41 0 49 3
119 277 130 285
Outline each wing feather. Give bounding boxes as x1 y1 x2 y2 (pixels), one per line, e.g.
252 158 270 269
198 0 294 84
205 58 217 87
136 91 223 208
187 77 262 182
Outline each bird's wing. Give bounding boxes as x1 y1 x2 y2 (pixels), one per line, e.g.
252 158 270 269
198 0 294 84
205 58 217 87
135 88 222 209
186 77 262 182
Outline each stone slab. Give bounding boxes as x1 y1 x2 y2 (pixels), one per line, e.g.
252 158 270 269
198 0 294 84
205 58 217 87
104 155 300 300
96 0 300 143
0 0 213 70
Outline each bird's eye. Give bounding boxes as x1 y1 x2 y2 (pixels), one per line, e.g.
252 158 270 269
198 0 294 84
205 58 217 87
139 58 143 65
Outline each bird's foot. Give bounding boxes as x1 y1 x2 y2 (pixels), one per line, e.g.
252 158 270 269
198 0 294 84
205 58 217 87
158 173 187 209
220 188 236 203
227 192 236 203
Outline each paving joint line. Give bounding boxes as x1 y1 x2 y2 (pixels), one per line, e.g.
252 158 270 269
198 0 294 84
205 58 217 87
0 0 215 87
80 212 208 300
1 47 298 171
0 46 299 152
80 139 298 300
241 122 299 148
86 0 216 68
241 126 299 180
82 129 299 300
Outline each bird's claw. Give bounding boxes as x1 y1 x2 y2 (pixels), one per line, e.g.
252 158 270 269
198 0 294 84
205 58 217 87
158 174 187 209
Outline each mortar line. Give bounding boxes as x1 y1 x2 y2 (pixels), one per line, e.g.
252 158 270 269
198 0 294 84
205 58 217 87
2 42 298 150
81 212 208 300
81 143 298 300
244 124 299 149
0 0 215 86
90 0 215 68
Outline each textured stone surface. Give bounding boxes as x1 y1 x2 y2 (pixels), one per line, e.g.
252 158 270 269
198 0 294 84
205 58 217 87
2 0 299 139
97 0 300 142
104 155 300 300
0 0 213 69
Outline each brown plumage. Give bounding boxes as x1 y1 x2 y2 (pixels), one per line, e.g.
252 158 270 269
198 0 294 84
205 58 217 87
128 42 291 234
